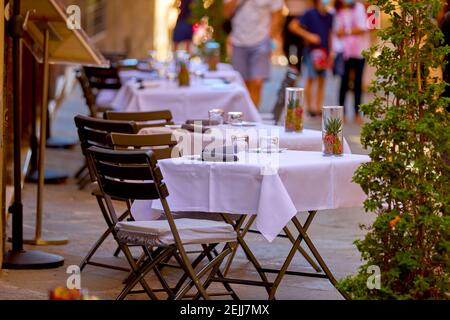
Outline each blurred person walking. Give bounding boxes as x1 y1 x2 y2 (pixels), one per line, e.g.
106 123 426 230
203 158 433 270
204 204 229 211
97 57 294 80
173 0 194 52
224 0 284 108
289 0 334 116
335 0 369 124
283 0 312 73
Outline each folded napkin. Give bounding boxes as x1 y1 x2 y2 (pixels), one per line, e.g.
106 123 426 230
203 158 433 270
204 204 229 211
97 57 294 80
185 119 220 126
201 146 238 162
181 124 210 133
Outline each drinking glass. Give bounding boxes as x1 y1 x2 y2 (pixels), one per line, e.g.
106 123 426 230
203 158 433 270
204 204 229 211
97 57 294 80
232 134 249 153
209 109 225 125
259 136 280 151
228 112 244 125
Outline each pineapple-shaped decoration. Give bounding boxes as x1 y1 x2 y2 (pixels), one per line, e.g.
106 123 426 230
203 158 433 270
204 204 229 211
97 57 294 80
323 117 343 156
285 88 304 132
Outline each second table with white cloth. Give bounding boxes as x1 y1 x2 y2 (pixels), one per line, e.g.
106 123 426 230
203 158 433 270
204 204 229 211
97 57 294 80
111 76 261 123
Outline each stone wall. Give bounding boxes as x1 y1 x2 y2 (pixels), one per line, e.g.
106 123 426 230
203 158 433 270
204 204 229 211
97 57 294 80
94 0 156 59
63 0 156 59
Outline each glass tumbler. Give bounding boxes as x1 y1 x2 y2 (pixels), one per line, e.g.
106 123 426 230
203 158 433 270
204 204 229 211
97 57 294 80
209 109 225 125
228 112 244 125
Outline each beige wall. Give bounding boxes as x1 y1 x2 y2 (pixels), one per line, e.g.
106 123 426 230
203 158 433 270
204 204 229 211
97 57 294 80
61 0 156 59
94 0 156 59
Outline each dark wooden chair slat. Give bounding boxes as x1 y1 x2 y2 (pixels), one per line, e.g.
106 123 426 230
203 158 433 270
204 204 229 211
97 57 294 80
105 110 173 123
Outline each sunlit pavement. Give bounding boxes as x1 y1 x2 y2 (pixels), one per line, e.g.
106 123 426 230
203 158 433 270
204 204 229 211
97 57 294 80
0 65 375 300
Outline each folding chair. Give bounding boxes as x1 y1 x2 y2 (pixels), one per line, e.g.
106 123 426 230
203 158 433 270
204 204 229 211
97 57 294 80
104 110 174 131
83 66 122 90
86 147 239 300
76 69 114 118
74 115 138 272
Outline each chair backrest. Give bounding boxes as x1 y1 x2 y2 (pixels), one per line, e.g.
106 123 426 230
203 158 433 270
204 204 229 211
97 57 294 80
76 70 97 117
74 115 138 156
104 110 174 129
84 66 122 90
110 133 180 160
86 147 169 223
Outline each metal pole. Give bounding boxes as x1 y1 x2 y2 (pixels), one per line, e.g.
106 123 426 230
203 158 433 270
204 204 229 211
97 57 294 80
3 0 64 269
35 28 50 240
24 27 67 246
11 0 23 253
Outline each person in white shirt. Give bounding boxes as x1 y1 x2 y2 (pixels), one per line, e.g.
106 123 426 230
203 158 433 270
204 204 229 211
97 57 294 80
224 0 284 107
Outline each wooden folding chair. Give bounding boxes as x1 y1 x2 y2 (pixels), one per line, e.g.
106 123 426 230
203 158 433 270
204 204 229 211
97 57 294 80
74 115 138 272
104 110 174 131
76 69 114 118
83 66 122 90
86 147 239 300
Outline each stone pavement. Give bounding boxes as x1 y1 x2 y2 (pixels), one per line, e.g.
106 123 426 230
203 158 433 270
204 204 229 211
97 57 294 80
0 66 375 300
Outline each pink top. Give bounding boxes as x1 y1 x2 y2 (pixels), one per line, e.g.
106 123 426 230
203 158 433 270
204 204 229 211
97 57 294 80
334 3 370 60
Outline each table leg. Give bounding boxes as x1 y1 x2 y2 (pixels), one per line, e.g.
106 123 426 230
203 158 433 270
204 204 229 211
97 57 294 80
221 214 272 294
222 215 255 276
291 214 350 300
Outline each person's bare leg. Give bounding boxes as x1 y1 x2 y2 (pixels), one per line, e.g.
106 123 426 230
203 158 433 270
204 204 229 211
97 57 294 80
305 78 314 114
245 79 264 108
316 76 326 115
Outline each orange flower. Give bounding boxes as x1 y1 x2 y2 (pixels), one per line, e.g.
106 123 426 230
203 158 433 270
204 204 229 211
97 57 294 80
389 215 401 229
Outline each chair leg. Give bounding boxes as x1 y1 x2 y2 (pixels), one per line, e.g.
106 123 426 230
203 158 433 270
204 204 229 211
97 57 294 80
222 215 272 295
142 246 176 299
199 244 240 300
174 245 233 300
117 247 174 300
74 162 87 179
79 226 113 271
78 172 91 190
116 244 161 300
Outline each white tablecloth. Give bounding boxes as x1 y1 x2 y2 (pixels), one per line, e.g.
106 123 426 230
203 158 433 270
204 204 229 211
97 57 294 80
110 79 261 123
140 124 352 155
134 151 369 242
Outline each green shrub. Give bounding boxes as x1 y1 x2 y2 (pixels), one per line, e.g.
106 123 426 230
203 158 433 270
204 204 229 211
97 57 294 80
339 0 450 300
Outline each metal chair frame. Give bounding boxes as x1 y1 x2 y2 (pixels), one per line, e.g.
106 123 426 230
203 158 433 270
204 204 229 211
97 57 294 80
74 115 138 272
86 147 239 300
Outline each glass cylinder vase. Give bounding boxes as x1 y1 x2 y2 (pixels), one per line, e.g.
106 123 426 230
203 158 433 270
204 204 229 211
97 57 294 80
284 88 304 133
322 106 344 156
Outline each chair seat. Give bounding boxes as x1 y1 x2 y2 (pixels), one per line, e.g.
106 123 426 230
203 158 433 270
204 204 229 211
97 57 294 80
116 218 236 247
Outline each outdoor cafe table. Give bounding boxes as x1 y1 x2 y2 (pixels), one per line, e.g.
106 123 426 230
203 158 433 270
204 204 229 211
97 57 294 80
134 150 369 299
139 124 352 155
110 76 260 123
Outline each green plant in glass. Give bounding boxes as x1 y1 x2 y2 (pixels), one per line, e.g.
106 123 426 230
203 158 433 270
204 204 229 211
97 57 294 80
338 0 450 300
323 117 343 155
285 98 304 132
